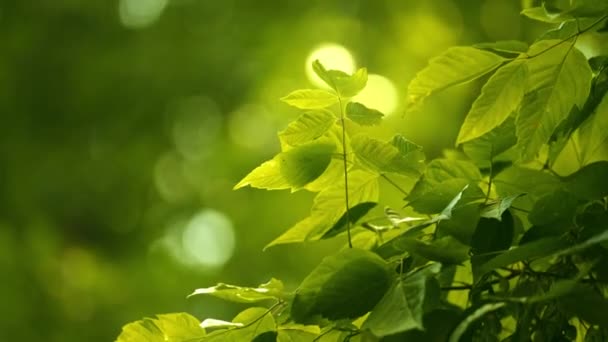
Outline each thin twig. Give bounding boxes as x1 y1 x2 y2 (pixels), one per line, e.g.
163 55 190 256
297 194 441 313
381 173 409 196
336 94 353 248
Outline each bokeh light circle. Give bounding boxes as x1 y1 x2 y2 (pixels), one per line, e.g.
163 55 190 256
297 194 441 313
181 209 235 268
119 0 168 29
353 74 399 116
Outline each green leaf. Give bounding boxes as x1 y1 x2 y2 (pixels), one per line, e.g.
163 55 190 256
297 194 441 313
345 102 384 125
352 134 424 177
290 248 393 323
493 166 561 200
406 159 483 214
577 94 608 164
234 159 291 191
457 60 527 144
117 313 205 342
363 263 441 337
462 117 517 169
277 324 321 342
281 89 338 109
322 202 377 239
521 6 564 23
559 285 608 328
313 60 368 98
279 111 335 147
564 161 608 200
528 189 577 227
480 194 524 220
473 40 529 54
471 213 514 279
477 236 568 275
278 142 336 189
266 171 379 247
202 307 275 342
406 47 505 111
189 278 284 303
516 40 592 161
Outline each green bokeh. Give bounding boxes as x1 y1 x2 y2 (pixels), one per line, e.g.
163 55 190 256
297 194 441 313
0 1 540 340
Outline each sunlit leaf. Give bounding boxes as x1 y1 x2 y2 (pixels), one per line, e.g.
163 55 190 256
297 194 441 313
278 142 336 189
189 278 284 303
279 111 336 147
516 40 592 161
203 307 276 341
313 60 368 98
457 60 526 144
277 324 321 342
462 117 517 169
346 102 384 126
291 248 393 323
406 47 505 111
473 40 529 54
117 313 205 342
281 89 339 109
234 159 291 190
352 134 424 177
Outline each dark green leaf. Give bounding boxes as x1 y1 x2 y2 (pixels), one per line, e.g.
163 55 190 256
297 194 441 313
559 284 608 327
448 303 506 342
391 236 470 264
346 102 384 126
290 248 393 323
471 213 514 279
322 202 377 238
281 89 339 109
564 161 608 200
406 47 505 111
528 189 577 228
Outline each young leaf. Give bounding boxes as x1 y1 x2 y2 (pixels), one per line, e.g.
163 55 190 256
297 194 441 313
351 134 424 177
516 40 592 161
278 110 336 147
281 89 338 109
457 60 526 144
290 248 393 323
116 313 205 342
363 263 441 337
189 278 284 303
406 47 505 111
313 60 368 98
346 102 384 126
480 194 524 220
277 324 321 341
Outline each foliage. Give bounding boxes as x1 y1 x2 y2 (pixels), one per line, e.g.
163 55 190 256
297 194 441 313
117 2 608 341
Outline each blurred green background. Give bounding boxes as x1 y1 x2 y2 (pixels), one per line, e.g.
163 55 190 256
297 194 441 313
0 1 542 340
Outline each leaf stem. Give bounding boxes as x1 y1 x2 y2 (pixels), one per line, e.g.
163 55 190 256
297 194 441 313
337 94 353 248
381 173 409 196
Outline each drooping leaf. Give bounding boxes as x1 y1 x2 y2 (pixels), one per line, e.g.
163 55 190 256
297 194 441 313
281 89 338 109
521 6 565 23
266 171 379 247
313 60 368 98
189 278 284 303
473 41 529 54
203 307 276 342
279 111 336 147
516 40 592 160
462 117 517 169
345 102 384 126
278 142 336 189
290 248 393 323
457 59 527 144
471 212 514 279
528 189 577 228
363 263 441 337
406 47 505 111
564 161 608 200
322 202 377 238
117 313 205 342
352 134 424 177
